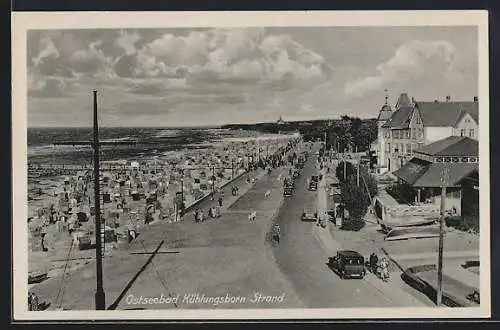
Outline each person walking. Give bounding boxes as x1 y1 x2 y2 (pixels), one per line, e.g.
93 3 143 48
218 197 223 207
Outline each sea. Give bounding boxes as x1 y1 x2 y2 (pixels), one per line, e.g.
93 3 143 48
27 127 239 165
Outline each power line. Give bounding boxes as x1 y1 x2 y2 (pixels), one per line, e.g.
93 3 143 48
139 241 178 308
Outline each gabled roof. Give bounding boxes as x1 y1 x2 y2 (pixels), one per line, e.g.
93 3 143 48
377 104 392 122
416 101 478 127
415 136 478 157
381 106 413 129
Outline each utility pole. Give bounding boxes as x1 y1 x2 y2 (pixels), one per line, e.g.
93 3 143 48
356 156 360 187
231 159 235 180
180 171 184 217
436 167 449 306
344 149 347 181
92 90 106 310
324 131 327 157
212 166 216 194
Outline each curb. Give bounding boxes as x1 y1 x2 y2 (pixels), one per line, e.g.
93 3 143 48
400 265 471 307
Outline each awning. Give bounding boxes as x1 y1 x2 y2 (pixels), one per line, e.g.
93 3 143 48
393 158 478 188
392 158 431 185
413 163 478 188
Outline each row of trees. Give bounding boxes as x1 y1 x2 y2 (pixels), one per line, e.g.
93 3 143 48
301 116 378 153
336 161 378 231
223 115 378 154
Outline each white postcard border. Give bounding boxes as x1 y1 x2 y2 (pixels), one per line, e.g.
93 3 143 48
11 10 490 320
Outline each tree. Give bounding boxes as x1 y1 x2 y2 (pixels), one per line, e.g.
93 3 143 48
360 167 378 198
340 177 369 231
335 161 355 182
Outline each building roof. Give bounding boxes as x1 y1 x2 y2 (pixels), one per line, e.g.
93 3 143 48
393 158 478 188
395 93 413 109
412 163 478 187
377 104 392 122
415 136 478 157
392 157 431 185
382 106 413 129
416 101 479 127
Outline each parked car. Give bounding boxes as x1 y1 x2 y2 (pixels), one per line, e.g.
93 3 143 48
292 170 301 179
301 208 318 222
283 187 293 197
328 250 366 279
308 180 318 191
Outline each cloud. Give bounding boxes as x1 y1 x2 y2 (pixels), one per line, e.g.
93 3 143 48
114 28 330 85
344 40 456 97
28 75 76 98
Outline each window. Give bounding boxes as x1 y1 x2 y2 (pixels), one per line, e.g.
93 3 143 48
452 157 459 163
444 157 452 162
461 157 469 162
469 129 475 138
407 144 412 154
460 129 466 136
405 130 410 139
436 157 443 162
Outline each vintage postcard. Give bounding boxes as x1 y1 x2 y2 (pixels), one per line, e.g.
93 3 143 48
12 10 490 320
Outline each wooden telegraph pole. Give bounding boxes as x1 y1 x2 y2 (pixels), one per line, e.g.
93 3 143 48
436 167 450 306
356 155 360 187
93 90 106 310
212 166 216 194
343 149 347 181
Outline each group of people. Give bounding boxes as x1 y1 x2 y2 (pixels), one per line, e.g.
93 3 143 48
194 206 221 222
369 252 390 281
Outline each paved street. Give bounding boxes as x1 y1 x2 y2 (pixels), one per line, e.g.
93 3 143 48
273 144 423 308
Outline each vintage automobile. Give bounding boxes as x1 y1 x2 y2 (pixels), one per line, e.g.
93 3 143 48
292 170 301 179
328 250 366 279
301 208 318 222
283 186 293 197
308 180 318 191
310 175 319 183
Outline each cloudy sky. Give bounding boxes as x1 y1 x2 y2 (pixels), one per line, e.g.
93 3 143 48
27 26 478 127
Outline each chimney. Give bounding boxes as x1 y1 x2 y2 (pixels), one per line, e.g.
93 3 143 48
446 95 451 102
473 96 478 102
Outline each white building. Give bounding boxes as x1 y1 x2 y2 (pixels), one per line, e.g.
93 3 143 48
376 93 478 173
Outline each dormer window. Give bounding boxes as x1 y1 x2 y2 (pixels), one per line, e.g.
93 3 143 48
461 157 469 162
444 157 452 162
435 157 443 162
469 157 477 162
452 157 459 163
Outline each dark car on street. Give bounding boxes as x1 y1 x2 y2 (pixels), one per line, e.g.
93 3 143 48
292 170 300 179
328 250 366 279
308 179 318 191
301 208 318 222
